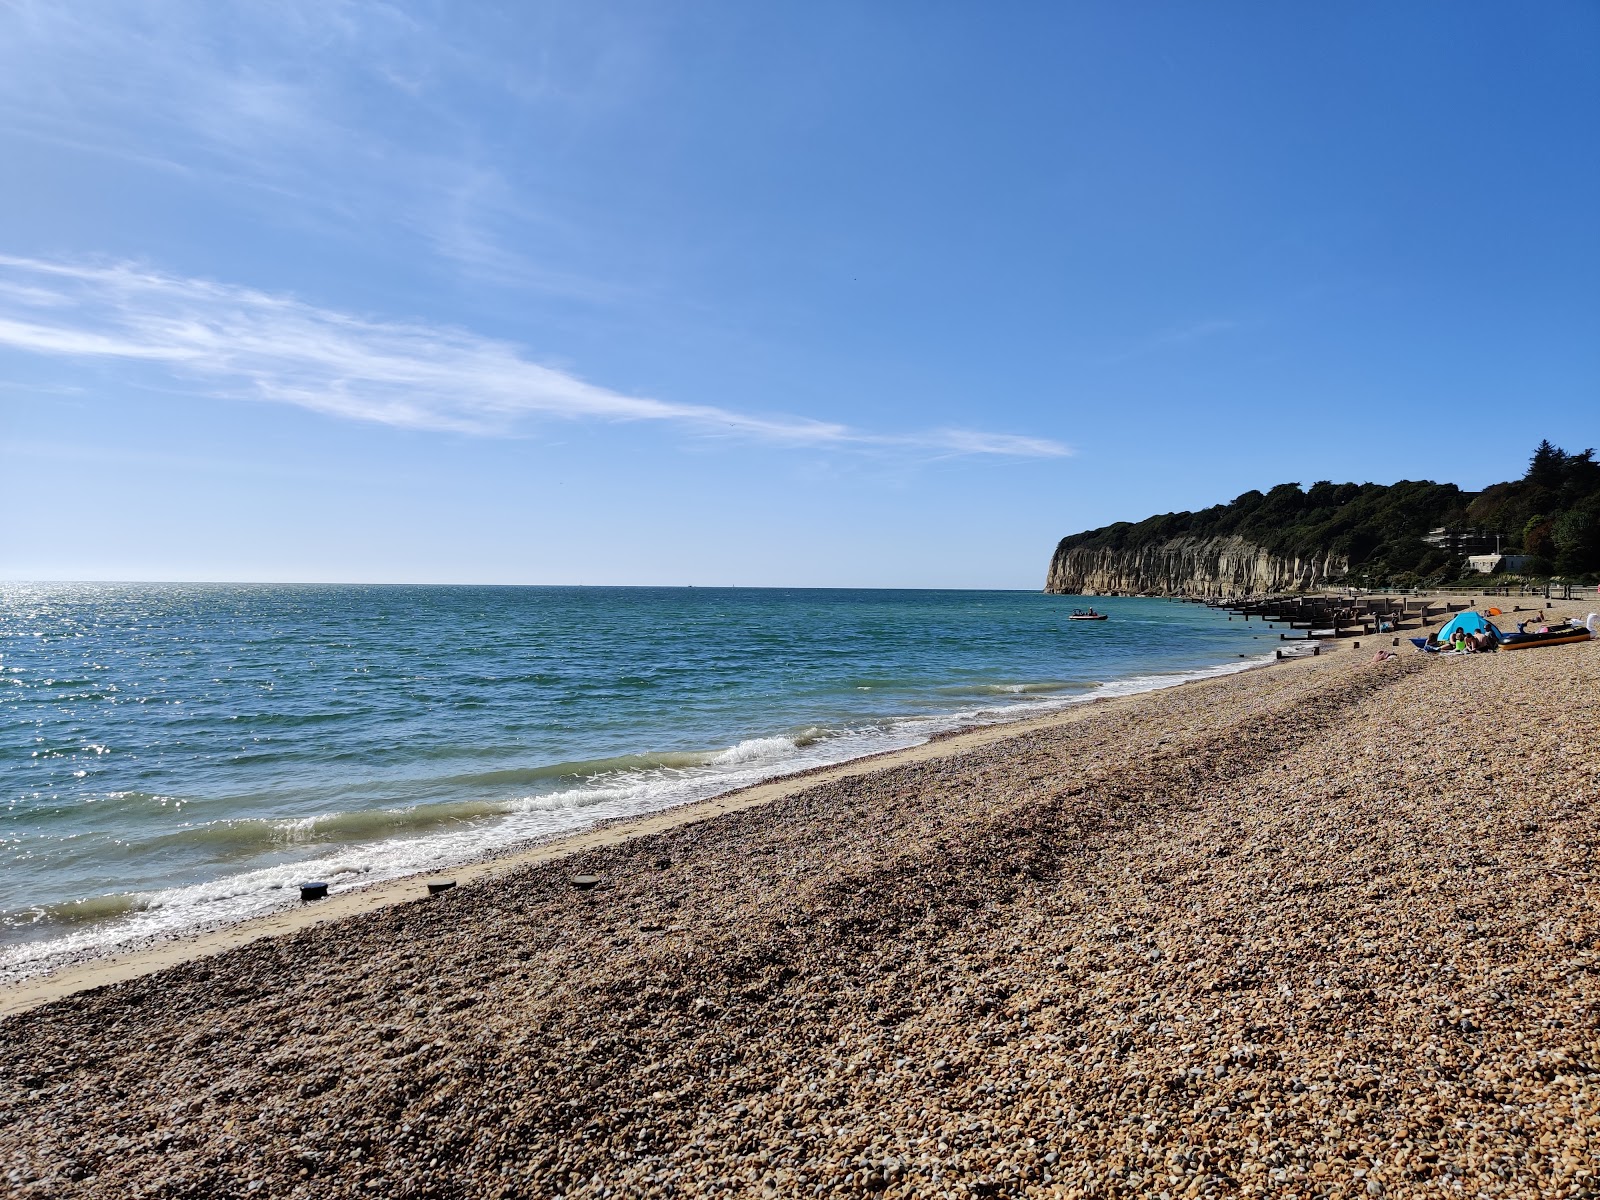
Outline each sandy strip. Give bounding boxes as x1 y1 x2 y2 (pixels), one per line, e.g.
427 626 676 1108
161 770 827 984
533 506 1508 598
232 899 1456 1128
2 600 1595 1198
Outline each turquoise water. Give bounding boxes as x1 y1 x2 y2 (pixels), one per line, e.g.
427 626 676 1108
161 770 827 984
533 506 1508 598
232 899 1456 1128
1 584 1276 977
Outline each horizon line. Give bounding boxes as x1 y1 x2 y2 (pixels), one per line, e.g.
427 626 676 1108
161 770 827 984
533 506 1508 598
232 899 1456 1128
0 578 1052 592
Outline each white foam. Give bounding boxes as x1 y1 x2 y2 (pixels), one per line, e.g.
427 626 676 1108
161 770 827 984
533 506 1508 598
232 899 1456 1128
709 736 797 765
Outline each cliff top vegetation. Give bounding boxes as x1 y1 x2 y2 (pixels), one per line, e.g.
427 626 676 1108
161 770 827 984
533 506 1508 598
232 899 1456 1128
1055 441 1600 586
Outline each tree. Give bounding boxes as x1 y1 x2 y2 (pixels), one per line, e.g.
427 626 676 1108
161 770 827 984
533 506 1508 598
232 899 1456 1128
1552 499 1600 575
1305 480 1339 507
1561 448 1600 499
1526 439 1568 490
1523 515 1555 559
1051 442 1598 589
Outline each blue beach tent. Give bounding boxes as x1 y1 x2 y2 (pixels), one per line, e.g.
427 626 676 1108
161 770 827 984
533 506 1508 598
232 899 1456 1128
1434 611 1503 644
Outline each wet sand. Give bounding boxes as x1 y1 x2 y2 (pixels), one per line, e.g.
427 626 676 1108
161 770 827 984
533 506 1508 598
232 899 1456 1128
2 609 1596 1198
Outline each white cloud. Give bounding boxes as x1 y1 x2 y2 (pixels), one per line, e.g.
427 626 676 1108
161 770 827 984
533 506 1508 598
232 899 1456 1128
0 2 651 304
0 256 1071 457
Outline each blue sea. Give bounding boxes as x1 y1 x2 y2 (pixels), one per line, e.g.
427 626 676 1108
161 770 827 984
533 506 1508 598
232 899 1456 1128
0 584 1277 980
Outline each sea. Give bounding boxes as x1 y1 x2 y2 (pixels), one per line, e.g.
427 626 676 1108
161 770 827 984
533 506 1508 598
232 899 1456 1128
1 584 1280 981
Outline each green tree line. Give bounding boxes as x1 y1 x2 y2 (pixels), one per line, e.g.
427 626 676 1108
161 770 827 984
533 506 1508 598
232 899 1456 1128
1056 441 1600 587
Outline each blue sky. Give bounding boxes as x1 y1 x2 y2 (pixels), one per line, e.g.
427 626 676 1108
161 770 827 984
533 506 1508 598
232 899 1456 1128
2 1 1596 587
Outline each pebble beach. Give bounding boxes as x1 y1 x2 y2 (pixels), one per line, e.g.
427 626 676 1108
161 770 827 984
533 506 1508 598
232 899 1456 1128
2 612 1597 1198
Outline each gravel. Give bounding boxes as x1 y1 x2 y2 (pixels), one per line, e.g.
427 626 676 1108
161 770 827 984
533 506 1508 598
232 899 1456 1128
2 628 1597 1198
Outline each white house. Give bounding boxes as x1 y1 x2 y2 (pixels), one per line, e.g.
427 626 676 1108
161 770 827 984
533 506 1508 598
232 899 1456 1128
1465 554 1531 574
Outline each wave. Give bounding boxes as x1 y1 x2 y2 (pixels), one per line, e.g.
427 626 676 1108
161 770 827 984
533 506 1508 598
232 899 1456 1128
432 751 714 789
50 736 828 865
137 798 520 858
2 892 149 931
965 681 1093 696
0 647 1281 984
709 736 798 765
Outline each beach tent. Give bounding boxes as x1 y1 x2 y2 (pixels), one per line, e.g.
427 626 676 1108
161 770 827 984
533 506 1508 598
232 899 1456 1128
1434 611 1503 643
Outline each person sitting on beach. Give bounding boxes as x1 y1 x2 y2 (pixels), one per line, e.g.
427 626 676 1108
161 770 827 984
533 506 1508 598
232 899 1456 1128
1369 648 1398 664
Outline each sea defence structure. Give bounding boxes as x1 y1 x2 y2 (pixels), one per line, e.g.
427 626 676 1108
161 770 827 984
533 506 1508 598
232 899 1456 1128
1192 592 1488 643
1045 534 1348 597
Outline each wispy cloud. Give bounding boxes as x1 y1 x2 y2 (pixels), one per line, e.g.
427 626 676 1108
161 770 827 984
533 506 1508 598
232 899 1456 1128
0 256 1070 457
0 2 633 303
1102 318 1241 365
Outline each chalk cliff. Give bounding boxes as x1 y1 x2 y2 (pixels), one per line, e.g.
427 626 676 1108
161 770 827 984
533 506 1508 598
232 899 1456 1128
1044 536 1348 597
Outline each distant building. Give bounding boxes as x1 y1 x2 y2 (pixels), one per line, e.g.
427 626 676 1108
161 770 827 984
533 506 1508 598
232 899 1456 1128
1424 527 1500 556
1465 553 1531 575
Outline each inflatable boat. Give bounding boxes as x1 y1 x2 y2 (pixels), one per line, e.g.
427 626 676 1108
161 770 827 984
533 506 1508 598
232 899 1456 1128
1497 626 1593 651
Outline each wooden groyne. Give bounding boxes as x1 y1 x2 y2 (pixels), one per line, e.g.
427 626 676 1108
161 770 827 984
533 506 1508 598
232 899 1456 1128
1182 593 1537 642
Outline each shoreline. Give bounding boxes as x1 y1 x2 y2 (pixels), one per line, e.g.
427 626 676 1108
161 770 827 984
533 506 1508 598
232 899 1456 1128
3 612 1596 1197
5 591 1589 1016
0 632 1290 1011
0 644 1289 1018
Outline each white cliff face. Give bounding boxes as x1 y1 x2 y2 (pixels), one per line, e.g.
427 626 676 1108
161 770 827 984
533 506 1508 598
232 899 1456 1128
1045 535 1349 596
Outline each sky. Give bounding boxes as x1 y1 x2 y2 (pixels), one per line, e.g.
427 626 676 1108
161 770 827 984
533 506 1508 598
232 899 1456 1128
2 1 1596 588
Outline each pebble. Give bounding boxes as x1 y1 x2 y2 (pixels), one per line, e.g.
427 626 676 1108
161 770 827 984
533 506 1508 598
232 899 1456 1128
1 622 1597 1197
